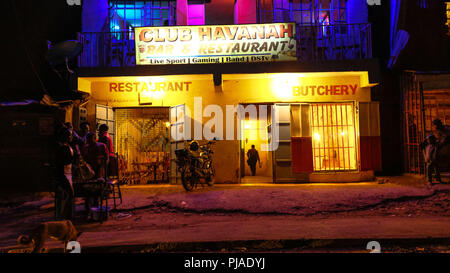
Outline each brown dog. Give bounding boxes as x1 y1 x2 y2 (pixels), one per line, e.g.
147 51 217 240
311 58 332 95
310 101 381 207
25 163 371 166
17 220 82 253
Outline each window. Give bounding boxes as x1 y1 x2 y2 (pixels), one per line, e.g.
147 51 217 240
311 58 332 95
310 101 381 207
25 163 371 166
416 0 430 9
310 103 357 171
273 0 291 23
109 0 176 34
446 1 450 36
260 0 347 26
318 0 346 25
292 0 314 25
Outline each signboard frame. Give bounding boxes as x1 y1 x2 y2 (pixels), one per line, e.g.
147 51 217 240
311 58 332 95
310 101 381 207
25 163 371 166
134 23 297 65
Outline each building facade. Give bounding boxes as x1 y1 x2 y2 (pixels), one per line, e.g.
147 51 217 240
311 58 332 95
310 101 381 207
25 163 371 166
75 0 382 184
393 0 450 177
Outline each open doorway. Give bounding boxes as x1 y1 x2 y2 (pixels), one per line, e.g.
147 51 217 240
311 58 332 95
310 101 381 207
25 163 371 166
240 104 273 183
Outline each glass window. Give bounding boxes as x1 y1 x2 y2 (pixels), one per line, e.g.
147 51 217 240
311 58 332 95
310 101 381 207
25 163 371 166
310 103 357 171
262 0 347 26
109 0 176 34
446 1 450 36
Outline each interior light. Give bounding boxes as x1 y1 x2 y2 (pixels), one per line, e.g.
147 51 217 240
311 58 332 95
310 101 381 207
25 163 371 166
314 133 321 141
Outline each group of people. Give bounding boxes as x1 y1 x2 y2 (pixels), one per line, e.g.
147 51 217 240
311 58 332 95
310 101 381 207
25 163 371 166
421 119 449 185
55 121 115 220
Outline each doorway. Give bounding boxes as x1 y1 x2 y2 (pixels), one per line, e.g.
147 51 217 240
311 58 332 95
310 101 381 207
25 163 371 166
239 104 273 183
115 107 170 184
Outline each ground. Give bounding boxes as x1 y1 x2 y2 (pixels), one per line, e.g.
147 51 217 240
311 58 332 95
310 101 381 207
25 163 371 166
1 176 449 253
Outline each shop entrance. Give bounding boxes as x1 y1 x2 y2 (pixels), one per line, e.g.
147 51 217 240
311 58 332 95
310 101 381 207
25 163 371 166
114 107 170 185
273 103 359 182
240 104 273 183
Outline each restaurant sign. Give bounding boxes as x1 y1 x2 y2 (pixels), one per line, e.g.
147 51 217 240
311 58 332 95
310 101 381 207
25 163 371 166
135 23 297 65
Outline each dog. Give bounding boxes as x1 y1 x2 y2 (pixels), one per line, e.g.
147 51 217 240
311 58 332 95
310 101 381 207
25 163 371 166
17 220 82 253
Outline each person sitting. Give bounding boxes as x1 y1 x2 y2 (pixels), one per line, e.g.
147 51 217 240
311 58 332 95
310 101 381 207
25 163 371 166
81 132 109 216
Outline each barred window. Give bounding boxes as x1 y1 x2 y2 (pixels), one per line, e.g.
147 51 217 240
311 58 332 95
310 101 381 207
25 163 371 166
310 103 357 171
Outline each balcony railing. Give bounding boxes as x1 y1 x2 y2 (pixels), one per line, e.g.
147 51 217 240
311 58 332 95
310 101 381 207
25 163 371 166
297 23 372 62
77 31 136 68
77 23 372 68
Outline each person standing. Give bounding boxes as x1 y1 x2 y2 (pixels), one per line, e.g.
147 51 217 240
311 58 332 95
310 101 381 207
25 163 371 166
55 127 74 220
98 124 114 157
422 119 449 184
98 124 116 178
247 145 261 176
78 121 90 145
64 122 82 159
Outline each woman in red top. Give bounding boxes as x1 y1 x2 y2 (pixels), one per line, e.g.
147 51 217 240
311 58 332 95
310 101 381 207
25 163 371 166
98 124 114 157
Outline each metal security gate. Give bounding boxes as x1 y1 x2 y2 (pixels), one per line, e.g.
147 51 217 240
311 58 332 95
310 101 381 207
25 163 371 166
309 103 358 171
401 71 450 175
272 102 360 182
115 107 170 184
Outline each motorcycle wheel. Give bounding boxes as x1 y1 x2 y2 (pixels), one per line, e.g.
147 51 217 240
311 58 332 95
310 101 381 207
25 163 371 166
181 170 196 191
206 175 215 186
206 164 215 186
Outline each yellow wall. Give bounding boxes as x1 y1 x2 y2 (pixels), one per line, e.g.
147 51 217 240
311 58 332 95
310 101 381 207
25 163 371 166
79 72 372 183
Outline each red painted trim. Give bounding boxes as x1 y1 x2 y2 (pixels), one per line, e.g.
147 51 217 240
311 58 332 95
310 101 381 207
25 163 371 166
291 137 314 173
360 136 382 171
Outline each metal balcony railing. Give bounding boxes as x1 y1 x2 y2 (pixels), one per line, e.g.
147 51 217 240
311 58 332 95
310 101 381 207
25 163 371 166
296 23 372 62
77 31 136 68
77 23 372 68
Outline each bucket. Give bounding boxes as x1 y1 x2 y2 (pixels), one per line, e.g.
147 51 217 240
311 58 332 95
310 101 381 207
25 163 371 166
90 206 110 221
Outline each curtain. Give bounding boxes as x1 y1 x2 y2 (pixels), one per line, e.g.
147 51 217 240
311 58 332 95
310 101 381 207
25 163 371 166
388 0 409 68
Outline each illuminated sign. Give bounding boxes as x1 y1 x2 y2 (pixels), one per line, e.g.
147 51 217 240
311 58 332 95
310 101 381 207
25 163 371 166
135 23 297 65
109 81 192 92
293 84 359 97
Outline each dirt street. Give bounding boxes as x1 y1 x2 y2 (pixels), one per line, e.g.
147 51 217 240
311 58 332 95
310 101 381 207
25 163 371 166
1 180 449 253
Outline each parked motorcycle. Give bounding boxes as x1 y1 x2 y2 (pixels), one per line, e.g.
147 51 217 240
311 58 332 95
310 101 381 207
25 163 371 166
175 140 215 191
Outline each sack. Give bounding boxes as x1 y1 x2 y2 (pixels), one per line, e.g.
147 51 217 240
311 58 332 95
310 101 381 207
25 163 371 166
79 159 95 180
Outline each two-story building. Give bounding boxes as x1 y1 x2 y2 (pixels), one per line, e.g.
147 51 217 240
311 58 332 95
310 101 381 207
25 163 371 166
395 0 450 177
75 0 382 184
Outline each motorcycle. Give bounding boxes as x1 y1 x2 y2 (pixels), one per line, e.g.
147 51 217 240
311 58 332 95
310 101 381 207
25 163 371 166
175 140 215 191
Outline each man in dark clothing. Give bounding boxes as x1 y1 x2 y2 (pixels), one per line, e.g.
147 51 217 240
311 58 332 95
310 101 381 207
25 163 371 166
422 119 449 184
79 121 90 145
247 145 261 176
65 122 82 159
55 127 74 220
